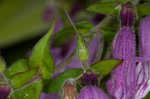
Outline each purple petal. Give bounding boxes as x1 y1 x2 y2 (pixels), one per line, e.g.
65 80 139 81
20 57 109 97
134 62 150 99
40 93 60 99
77 86 109 99
107 27 136 99
139 15 150 57
134 15 150 98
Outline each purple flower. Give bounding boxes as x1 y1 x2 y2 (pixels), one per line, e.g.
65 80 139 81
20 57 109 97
77 86 109 99
134 15 150 98
107 27 136 99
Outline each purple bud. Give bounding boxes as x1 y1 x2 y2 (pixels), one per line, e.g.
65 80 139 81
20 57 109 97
0 84 11 99
107 27 136 98
120 1 135 27
81 73 98 86
77 86 109 99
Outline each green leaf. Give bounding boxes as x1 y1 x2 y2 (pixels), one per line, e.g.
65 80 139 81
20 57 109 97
87 3 116 15
10 79 43 99
29 22 55 80
0 57 6 73
5 59 29 78
76 21 94 34
45 68 83 93
53 21 94 47
91 59 122 75
136 4 150 16
10 69 38 88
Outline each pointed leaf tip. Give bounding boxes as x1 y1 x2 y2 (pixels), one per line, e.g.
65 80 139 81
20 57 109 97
91 59 122 75
29 21 56 80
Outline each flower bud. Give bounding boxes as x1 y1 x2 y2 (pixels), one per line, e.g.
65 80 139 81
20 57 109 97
0 84 11 99
120 1 135 27
81 72 98 86
63 80 77 99
77 36 90 62
77 86 109 99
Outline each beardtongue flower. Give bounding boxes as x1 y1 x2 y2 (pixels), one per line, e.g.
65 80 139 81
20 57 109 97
107 27 136 99
77 86 109 99
120 1 135 27
134 15 150 99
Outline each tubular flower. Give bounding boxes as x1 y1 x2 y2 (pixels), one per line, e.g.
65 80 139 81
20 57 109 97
107 27 136 99
134 15 150 99
77 86 109 99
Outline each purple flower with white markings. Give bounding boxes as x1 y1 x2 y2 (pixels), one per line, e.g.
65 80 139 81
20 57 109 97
107 27 136 99
134 15 150 99
77 86 109 99
107 15 150 99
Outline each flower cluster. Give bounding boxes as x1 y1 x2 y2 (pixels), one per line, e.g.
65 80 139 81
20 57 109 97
40 1 150 99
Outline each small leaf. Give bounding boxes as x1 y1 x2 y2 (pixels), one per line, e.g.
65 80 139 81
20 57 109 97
53 21 94 47
76 21 94 34
5 59 29 78
91 59 122 75
29 22 55 80
10 79 43 99
0 57 6 73
87 3 116 15
10 69 38 88
45 68 83 93
136 4 150 16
